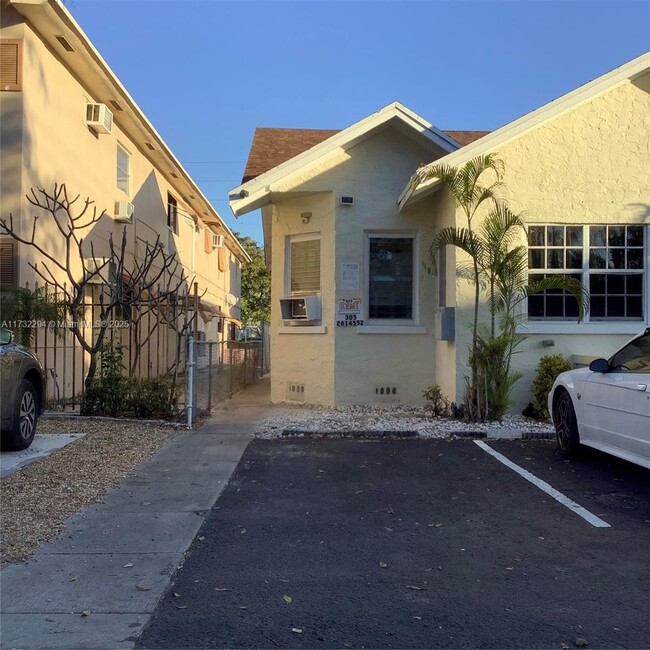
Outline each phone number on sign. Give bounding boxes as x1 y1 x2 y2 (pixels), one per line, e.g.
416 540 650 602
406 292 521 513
336 319 364 327
1 320 130 329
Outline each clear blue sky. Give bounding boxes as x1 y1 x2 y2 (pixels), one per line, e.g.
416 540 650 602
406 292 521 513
69 0 649 245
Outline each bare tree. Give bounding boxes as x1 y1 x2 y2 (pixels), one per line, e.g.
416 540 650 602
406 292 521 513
0 183 191 387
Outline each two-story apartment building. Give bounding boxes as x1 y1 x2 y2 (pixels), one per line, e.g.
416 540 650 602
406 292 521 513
0 0 249 392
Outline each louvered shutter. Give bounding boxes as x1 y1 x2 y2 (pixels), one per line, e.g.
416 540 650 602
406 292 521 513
290 239 320 293
1 40 22 91
204 228 212 254
218 247 226 272
0 238 18 287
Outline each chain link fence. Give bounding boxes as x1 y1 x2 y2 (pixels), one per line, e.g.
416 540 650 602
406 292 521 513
185 337 267 425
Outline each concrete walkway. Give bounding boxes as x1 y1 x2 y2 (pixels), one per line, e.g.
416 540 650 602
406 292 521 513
0 377 272 650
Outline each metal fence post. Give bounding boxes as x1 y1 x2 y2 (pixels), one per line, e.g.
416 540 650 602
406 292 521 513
207 341 213 412
187 335 194 427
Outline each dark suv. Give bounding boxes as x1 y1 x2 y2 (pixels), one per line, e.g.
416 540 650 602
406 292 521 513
0 328 46 450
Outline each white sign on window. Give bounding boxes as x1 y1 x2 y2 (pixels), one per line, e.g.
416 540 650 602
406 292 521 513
340 263 360 291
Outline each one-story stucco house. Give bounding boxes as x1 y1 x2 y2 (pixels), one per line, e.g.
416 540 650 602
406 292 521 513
229 52 650 411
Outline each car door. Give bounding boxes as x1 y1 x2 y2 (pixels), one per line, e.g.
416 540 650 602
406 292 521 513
582 332 650 465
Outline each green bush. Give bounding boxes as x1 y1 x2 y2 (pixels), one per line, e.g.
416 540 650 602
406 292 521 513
129 378 179 419
82 344 129 417
423 384 451 417
526 354 573 420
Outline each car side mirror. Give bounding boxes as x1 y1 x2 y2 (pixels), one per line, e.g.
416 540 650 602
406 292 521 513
0 328 13 345
589 358 610 373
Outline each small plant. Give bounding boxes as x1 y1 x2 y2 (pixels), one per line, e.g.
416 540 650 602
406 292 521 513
82 343 129 417
129 378 179 419
423 384 451 417
525 354 573 420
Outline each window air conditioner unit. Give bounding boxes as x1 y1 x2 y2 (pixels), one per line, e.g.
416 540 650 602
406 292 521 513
84 257 110 283
280 294 321 325
212 233 225 249
114 200 134 223
85 103 113 134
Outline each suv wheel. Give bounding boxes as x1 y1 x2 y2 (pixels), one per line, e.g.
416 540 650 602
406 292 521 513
2 379 39 451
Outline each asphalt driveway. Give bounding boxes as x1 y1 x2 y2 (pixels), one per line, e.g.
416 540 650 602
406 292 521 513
138 438 650 649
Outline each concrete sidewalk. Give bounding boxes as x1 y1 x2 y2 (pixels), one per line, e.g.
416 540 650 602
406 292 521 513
0 377 272 650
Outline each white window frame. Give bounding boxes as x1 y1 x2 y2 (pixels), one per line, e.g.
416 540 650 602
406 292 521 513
285 233 321 296
521 223 649 334
363 231 419 326
116 142 131 195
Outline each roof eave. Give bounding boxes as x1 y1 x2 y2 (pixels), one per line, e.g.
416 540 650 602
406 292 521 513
10 0 250 262
229 101 460 218
399 51 650 212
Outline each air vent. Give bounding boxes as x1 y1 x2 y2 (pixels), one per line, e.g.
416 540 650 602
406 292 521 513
144 142 155 151
373 384 399 403
55 35 74 52
340 196 354 206
286 382 305 402
85 103 113 134
109 100 123 111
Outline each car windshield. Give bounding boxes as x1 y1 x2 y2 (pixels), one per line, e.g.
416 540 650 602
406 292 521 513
609 333 650 373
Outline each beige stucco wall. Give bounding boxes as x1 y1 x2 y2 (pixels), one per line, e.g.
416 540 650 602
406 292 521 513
1 16 239 325
441 74 650 411
0 12 242 394
268 126 450 406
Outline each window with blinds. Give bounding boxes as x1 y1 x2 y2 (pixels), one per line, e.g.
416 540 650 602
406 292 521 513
290 238 320 294
0 40 22 92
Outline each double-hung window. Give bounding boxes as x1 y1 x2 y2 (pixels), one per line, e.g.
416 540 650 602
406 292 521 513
528 224 645 321
288 235 320 295
116 143 131 194
367 234 414 320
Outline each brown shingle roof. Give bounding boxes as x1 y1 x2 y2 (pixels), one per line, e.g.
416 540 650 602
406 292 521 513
241 127 490 183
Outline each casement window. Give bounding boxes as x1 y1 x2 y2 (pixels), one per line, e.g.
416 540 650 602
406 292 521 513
167 193 178 234
367 235 414 320
116 143 131 194
0 40 22 92
288 236 320 295
527 224 646 321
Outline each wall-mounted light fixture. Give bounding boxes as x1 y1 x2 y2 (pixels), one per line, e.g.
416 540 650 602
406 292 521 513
301 212 312 224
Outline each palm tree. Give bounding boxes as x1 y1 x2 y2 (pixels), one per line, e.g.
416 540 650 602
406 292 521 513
413 154 503 419
414 158 589 420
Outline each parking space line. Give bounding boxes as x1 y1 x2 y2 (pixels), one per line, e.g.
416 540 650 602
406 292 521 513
474 440 611 528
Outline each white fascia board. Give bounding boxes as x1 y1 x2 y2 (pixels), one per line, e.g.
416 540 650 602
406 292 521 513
398 51 650 211
229 101 460 217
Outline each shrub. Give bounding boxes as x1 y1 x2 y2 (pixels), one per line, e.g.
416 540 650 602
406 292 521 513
129 378 180 419
526 354 573 420
82 344 129 417
423 384 451 417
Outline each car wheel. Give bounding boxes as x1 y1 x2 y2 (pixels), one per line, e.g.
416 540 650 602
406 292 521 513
554 390 580 458
2 379 39 451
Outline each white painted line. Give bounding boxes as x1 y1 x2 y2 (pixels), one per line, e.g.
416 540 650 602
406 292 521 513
474 440 611 528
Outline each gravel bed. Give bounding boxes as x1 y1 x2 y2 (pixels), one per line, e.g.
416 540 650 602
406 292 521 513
256 403 555 439
1 417 180 567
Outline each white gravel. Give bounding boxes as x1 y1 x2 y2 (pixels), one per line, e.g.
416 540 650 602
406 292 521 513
256 403 555 439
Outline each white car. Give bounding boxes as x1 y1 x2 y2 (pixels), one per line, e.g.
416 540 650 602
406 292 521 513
548 328 650 469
